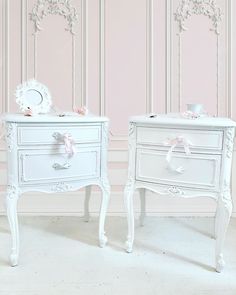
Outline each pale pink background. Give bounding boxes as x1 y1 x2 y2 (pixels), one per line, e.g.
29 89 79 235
0 0 236 214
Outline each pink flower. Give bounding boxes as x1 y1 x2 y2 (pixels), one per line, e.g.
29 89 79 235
73 106 89 116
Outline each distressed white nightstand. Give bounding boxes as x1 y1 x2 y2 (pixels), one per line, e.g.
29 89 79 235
124 114 236 272
3 114 110 266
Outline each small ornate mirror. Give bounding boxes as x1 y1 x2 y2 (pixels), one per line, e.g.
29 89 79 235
15 79 52 114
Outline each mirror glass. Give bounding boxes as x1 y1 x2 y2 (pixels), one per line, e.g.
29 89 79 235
25 89 43 106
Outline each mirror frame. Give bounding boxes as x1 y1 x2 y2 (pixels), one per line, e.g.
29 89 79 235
15 79 52 114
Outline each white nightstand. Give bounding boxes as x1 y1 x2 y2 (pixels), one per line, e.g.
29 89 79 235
124 114 236 272
3 114 110 266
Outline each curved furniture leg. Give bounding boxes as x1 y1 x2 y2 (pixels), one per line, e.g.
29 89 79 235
84 185 92 222
124 183 135 253
5 186 20 267
214 206 219 239
99 180 110 247
215 192 232 272
139 188 146 226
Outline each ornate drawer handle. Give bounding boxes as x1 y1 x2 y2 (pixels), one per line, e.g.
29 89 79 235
52 132 62 141
52 162 71 170
52 132 76 156
163 136 193 174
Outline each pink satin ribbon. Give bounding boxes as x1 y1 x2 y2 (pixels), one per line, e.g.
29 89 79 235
164 136 192 173
63 133 76 156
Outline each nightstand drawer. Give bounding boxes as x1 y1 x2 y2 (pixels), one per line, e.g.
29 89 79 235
136 149 221 190
19 147 100 184
18 124 101 146
137 127 223 151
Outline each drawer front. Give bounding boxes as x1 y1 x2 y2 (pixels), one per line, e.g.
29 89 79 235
137 127 223 151
19 147 100 185
136 149 221 190
18 125 101 146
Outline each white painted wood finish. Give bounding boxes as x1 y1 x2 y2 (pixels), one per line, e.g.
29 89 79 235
124 114 236 272
3 114 110 266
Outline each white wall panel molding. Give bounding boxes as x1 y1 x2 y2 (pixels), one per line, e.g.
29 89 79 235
146 0 154 113
227 0 232 118
166 0 231 116
166 0 172 113
2 0 9 112
81 0 88 107
21 0 28 82
99 0 105 116
29 0 82 109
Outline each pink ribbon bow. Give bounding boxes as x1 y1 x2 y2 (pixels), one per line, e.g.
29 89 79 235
164 136 192 173
63 133 76 156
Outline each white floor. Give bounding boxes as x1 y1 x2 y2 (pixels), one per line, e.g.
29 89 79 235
0 216 236 295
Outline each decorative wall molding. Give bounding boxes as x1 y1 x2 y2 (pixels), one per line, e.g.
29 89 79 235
106 0 154 140
21 0 28 82
2 0 9 113
28 0 84 109
81 0 88 107
99 0 105 116
174 0 223 114
166 0 231 116
29 0 78 35
146 0 154 113
166 0 172 113
174 0 222 35
227 0 232 118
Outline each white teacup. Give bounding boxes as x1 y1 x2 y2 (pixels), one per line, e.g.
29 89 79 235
187 103 204 114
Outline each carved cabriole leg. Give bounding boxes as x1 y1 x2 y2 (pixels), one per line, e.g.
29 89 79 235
84 185 92 222
139 188 146 226
215 191 232 273
99 180 110 248
5 186 20 267
214 205 219 239
124 182 135 253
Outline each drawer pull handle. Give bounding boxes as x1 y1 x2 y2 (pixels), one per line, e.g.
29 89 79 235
53 162 71 170
52 132 76 156
163 136 192 174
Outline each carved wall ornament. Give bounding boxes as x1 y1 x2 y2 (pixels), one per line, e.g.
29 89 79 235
30 0 78 35
175 0 222 35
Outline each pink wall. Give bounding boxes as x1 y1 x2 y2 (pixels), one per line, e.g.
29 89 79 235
1 0 234 130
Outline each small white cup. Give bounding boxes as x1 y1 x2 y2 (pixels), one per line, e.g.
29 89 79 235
187 103 203 114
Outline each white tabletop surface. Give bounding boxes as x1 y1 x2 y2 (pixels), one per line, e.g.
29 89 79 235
1 113 108 123
130 113 236 128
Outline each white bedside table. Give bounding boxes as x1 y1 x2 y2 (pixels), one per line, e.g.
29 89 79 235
3 114 110 266
124 114 236 272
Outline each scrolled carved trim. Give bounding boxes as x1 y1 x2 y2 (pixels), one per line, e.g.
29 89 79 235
30 0 78 35
165 185 185 197
220 180 233 215
51 182 72 192
102 121 109 146
6 185 21 200
128 122 135 137
6 123 16 152
225 127 234 158
175 0 222 35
